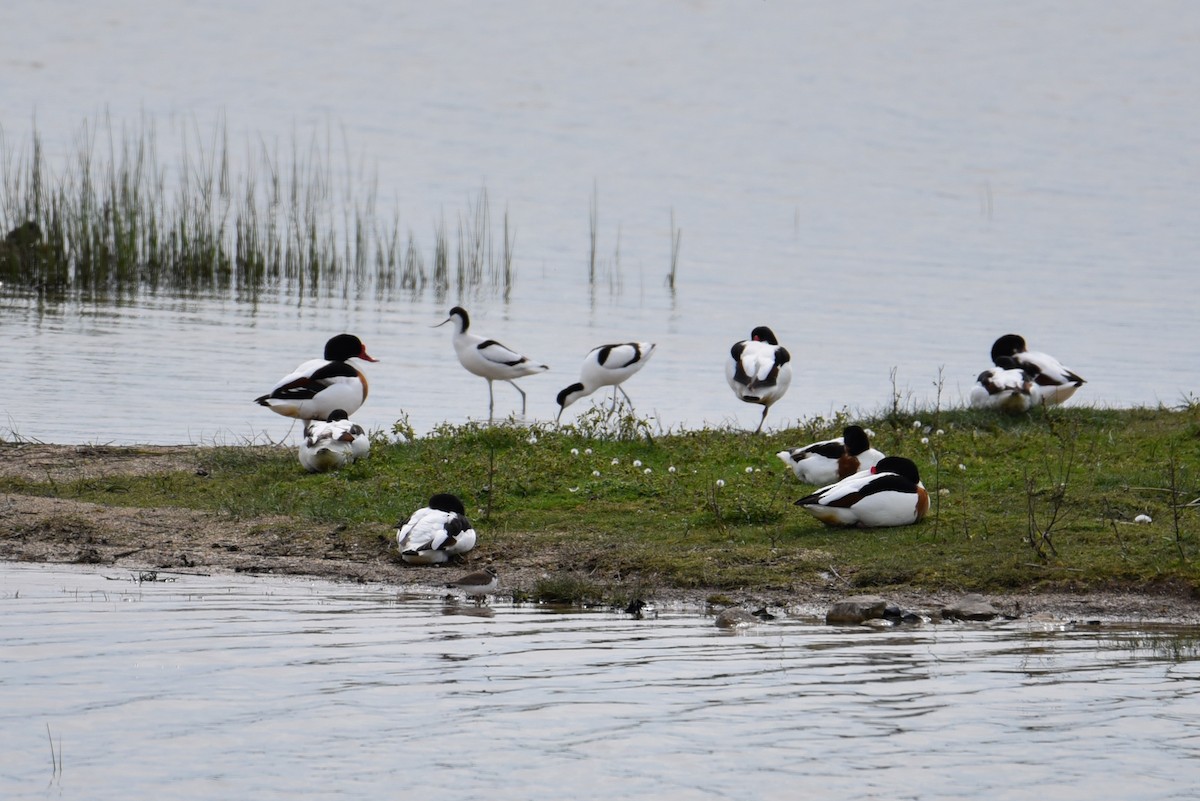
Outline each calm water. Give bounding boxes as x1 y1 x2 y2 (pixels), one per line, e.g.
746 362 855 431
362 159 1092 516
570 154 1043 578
2 1 1199 444
1 562 1198 800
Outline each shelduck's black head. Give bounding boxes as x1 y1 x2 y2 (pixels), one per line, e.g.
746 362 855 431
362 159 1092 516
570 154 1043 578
871 456 921 484
428 493 467 515
749 326 779 345
324 334 377 363
990 334 1027 364
842 425 871 454
327 409 350 422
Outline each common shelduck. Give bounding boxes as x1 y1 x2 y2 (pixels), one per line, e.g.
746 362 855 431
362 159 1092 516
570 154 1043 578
396 493 477 565
556 342 656 422
298 410 370 472
726 326 792 433
437 307 548 420
794 455 929 528
446 565 499 603
777 425 885 485
255 334 377 421
969 356 1036 413
990 334 1085 406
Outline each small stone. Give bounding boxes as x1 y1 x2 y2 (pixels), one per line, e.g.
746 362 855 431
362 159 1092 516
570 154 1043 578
826 595 888 625
942 593 999 621
715 608 759 628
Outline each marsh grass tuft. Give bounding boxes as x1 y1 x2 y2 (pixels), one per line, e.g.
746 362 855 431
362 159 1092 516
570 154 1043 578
0 117 515 301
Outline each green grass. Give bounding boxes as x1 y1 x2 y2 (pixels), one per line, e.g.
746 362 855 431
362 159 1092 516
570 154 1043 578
3 404 1199 598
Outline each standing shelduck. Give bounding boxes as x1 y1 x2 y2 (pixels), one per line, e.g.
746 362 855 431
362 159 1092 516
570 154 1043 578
396 493 478 565
255 334 377 421
556 342 656 422
794 456 929 528
777 425 885 485
989 334 1085 406
726 326 792 433
298 409 370 472
437 307 549 420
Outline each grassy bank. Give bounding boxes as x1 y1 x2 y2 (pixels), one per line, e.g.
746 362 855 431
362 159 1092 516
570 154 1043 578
1 404 1198 604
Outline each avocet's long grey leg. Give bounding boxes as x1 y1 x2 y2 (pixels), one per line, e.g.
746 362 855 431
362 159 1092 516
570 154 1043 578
506 379 528 417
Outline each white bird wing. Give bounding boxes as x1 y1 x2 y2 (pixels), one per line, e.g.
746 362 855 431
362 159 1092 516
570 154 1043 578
397 508 449 552
596 342 651 370
477 338 534 368
979 366 1031 394
797 469 878 507
303 419 336 446
742 342 775 383
1018 350 1082 385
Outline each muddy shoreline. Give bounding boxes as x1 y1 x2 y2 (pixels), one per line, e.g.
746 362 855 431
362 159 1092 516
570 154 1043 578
3 443 1199 623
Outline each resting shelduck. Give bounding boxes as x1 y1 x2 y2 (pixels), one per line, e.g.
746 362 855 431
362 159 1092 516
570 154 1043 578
255 334 377 421
437 306 548 420
777 425 885 485
969 356 1036 413
298 410 370 472
726 325 792 433
989 334 1085 406
556 342 656 422
794 456 929 528
396 493 478 565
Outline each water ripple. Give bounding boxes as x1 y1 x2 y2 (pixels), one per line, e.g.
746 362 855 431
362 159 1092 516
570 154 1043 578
2 563 1199 800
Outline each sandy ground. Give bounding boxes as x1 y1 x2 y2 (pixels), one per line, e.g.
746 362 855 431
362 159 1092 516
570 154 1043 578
2 442 1199 623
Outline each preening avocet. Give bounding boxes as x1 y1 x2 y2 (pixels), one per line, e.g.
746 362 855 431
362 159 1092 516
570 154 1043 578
437 307 549 420
298 409 370 472
794 455 929 528
726 326 792 433
990 334 1085 406
777 425 885 485
447 565 499 603
969 356 1036 413
556 342 656 422
396 493 477 565
255 334 378 421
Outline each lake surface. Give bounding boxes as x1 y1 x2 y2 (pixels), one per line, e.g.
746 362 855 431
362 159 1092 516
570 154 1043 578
1 562 1198 800
2 1 1198 444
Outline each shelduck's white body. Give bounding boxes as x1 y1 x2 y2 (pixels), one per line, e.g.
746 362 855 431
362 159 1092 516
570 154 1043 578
794 456 929 528
727 326 791 434
256 334 377 421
